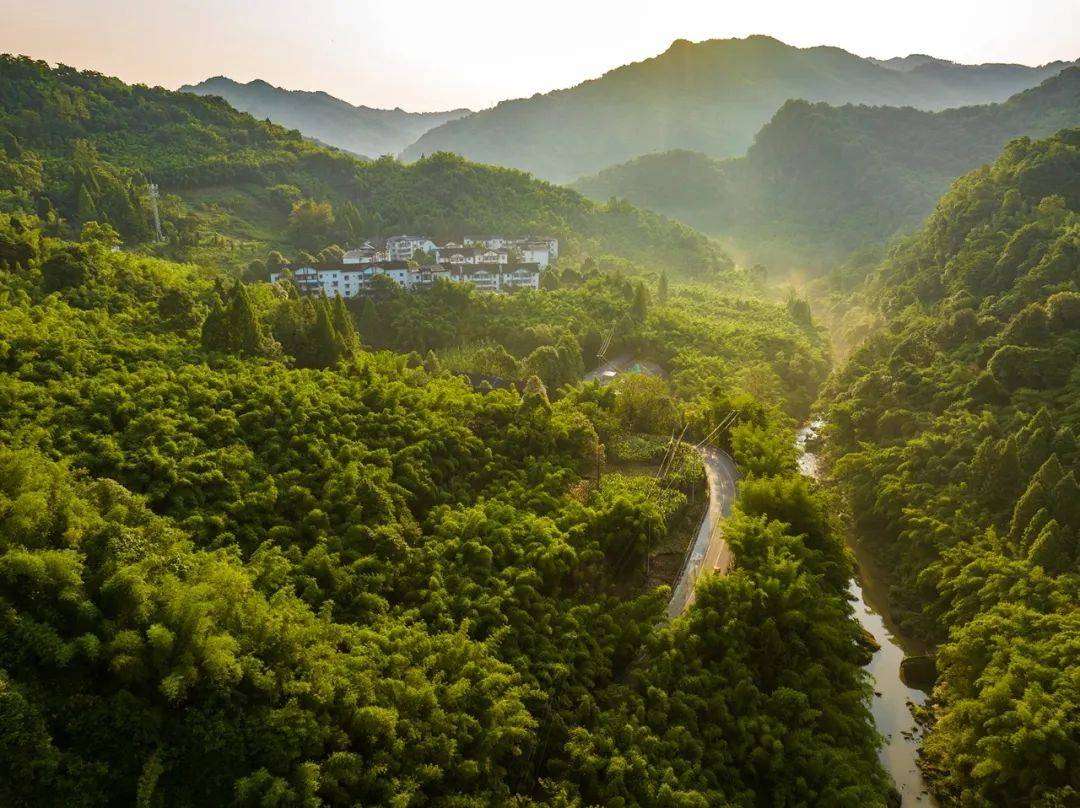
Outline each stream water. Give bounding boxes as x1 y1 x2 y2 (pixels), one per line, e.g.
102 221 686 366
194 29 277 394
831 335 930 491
796 422 937 806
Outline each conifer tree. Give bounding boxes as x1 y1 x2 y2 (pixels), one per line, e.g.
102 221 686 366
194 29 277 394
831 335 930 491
331 295 359 354
225 282 268 355
311 296 344 367
357 295 381 347
76 184 97 223
658 271 668 304
630 281 649 322
200 298 228 352
201 284 270 356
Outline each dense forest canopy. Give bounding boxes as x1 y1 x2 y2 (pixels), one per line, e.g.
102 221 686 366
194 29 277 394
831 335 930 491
0 190 889 803
0 55 731 277
0 50 897 806
822 129 1080 805
572 68 1080 268
4 29 1078 808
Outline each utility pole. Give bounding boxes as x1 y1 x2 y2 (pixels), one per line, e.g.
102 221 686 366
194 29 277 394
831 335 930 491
148 182 163 242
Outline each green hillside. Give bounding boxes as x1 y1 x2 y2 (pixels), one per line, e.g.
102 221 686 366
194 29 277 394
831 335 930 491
823 129 1080 804
0 55 731 276
180 76 470 158
573 67 1080 268
402 35 1076 182
0 161 885 804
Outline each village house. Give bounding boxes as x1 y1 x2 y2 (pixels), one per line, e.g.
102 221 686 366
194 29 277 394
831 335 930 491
462 236 557 267
270 260 542 297
385 235 438 261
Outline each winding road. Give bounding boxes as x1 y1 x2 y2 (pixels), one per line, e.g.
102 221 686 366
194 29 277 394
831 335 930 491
665 446 739 618
583 358 739 618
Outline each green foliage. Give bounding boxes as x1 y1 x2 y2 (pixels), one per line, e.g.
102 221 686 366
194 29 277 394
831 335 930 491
288 198 336 250
0 56 733 277
0 210 886 805
201 282 275 356
562 417 888 806
824 129 1080 804
573 67 1080 268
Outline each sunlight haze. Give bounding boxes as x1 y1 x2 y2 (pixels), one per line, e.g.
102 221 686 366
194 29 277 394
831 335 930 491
3 0 1077 110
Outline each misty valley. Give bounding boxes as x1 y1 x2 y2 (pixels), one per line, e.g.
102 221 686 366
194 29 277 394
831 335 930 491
0 26 1077 808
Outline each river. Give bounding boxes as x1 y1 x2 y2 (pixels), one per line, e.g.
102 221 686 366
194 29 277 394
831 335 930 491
797 422 937 806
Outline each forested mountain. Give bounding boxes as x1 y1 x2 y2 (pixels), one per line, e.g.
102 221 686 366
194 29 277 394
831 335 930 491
823 129 1080 804
401 35 1076 182
0 55 730 276
0 147 890 805
180 75 470 158
574 68 1080 268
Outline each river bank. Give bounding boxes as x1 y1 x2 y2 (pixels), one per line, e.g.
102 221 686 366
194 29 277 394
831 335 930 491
797 423 937 806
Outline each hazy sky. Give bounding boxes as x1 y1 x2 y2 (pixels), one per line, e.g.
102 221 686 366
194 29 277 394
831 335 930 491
3 0 1078 111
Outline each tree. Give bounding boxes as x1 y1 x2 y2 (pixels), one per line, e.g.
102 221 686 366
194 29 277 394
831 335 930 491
76 183 97 223
630 282 649 322
40 244 93 292
201 283 272 356
612 374 675 434
657 271 668 304
288 199 336 251
339 200 364 242
540 270 560 291
311 296 346 367
79 220 121 250
243 258 267 283
317 244 344 264
355 295 383 348
331 294 359 353
158 287 201 331
266 251 288 276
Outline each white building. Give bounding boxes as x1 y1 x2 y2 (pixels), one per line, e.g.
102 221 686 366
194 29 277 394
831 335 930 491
270 261 541 297
385 235 438 261
454 236 557 267
342 242 388 264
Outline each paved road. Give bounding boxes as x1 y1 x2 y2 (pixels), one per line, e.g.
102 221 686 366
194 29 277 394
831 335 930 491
665 446 739 618
580 358 739 618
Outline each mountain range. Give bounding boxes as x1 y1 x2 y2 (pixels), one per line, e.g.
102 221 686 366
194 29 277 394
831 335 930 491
180 76 470 158
1 55 727 276
399 35 1077 182
572 66 1080 268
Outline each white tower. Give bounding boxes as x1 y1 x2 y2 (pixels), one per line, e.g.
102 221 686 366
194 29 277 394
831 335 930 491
148 182 163 241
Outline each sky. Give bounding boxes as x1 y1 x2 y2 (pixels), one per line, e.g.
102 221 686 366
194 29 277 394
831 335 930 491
2 0 1078 111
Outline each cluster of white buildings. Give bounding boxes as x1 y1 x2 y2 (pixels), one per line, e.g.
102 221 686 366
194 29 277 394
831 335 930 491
270 235 558 298
342 235 558 269
272 262 542 297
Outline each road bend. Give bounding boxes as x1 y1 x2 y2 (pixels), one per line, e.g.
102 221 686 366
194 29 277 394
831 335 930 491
665 446 739 619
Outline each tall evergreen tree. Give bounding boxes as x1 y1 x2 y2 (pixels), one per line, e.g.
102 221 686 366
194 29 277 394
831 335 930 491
331 294 359 354
630 281 650 322
201 283 270 356
225 283 268 355
76 184 97 223
356 296 382 348
311 296 345 367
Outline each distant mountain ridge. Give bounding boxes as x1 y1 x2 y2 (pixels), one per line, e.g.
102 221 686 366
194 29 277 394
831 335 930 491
400 35 1077 182
180 76 470 158
571 67 1080 268
1 55 729 277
